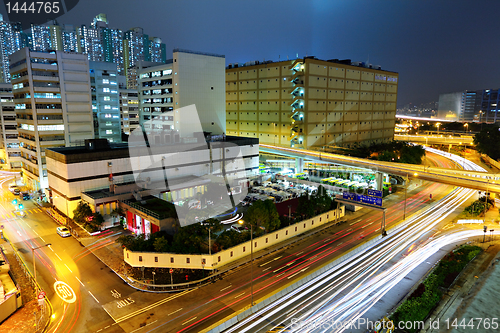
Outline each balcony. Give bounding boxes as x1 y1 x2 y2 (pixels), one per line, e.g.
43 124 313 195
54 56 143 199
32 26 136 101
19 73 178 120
31 63 58 71
21 155 38 168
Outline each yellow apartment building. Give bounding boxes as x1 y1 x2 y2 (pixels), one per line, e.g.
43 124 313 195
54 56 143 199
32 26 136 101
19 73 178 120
226 57 398 149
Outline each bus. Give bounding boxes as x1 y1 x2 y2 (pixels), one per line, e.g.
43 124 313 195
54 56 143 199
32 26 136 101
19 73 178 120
293 172 309 180
321 177 334 184
347 181 360 190
259 164 271 174
383 182 392 193
336 179 350 187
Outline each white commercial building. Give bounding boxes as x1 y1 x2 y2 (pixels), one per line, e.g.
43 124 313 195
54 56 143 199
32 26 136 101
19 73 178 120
10 48 94 190
139 49 226 137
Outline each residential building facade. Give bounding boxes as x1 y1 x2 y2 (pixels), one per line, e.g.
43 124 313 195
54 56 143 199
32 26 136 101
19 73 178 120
226 57 399 149
89 61 121 143
0 83 21 169
10 48 94 190
138 49 226 137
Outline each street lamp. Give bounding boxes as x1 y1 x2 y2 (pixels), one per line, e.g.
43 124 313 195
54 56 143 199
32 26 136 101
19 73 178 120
479 111 483 131
32 243 51 291
239 219 254 306
435 122 441 135
464 123 468 133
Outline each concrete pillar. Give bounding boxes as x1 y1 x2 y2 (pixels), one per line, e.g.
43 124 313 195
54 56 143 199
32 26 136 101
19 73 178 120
295 158 303 173
376 172 383 191
384 173 390 183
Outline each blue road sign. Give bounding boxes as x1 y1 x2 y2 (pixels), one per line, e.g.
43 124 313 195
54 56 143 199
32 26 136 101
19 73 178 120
359 194 383 207
343 192 358 201
367 189 383 198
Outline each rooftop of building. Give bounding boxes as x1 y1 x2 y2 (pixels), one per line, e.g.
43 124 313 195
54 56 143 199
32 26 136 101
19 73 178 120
226 56 397 73
46 135 258 164
173 48 225 59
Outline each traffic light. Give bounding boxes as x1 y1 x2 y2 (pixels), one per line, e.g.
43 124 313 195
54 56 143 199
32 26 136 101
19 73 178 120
12 199 17 205
18 204 23 210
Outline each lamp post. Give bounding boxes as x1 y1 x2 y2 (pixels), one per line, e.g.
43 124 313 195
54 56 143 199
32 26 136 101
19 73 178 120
239 219 253 306
32 243 51 291
464 123 468 133
479 111 483 131
435 122 441 135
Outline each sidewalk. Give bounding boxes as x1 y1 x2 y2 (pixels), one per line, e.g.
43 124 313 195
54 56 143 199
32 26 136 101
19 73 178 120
0 237 50 332
421 241 500 333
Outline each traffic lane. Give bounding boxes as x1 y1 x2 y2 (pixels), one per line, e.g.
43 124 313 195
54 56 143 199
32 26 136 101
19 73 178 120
143 185 447 332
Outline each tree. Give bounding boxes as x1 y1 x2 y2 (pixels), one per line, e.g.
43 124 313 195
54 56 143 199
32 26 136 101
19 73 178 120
153 236 170 252
314 185 332 214
474 126 500 160
73 201 92 224
296 194 315 219
245 199 280 233
88 212 104 231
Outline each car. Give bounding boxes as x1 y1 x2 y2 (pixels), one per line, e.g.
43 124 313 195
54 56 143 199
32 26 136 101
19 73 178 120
230 224 248 233
13 188 20 195
15 210 26 217
21 192 30 200
57 227 71 237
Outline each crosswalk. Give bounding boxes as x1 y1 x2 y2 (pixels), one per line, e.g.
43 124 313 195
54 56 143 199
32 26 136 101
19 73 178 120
2 208 42 219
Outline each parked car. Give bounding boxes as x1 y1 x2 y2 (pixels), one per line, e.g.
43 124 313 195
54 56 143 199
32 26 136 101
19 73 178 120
230 224 248 233
57 227 71 238
13 188 20 195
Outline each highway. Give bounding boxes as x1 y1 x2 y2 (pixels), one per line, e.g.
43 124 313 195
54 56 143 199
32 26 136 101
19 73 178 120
259 144 500 193
220 148 486 333
0 150 473 333
394 134 474 145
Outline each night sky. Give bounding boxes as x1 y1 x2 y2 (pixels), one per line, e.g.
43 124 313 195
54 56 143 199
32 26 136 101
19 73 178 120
2 0 500 108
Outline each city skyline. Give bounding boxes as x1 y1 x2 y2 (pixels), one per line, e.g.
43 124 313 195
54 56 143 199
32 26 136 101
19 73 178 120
1 0 499 108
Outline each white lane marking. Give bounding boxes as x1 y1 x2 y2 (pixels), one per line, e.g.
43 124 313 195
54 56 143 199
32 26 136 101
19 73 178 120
88 291 99 303
220 285 232 292
75 276 84 286
337 242 343 246
361 224 369 229
234 292 245 299
287 267 309 279
259 256 282 267
323 238 330 242
48 245 55 252
296 251 304 256
54 253 62 261
350 218 362 225
168 308 183 316
262 267 271 272
182 317 197 325
64 264 73 273
40 236 45 242
273 260 295 273
130 320 158 333
33 230 39 236
17 230 22 237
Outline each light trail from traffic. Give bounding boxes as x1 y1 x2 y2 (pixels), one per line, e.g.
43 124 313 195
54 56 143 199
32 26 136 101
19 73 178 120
222 148 487 333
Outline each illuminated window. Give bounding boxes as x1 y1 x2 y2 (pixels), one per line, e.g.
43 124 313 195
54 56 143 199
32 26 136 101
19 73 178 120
102 79 109 84
106 130 113 134
103 88 110 93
